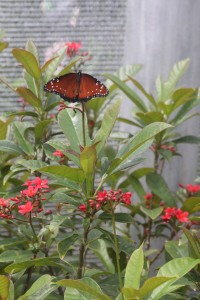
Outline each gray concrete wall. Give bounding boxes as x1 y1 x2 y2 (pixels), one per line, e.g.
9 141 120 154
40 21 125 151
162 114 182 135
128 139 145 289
122 0 200 190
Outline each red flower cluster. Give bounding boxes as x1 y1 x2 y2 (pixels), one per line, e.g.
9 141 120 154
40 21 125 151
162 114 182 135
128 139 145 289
66 41 82 57
162 207 189 223
178 183 200 195
0 177 49 219
79 190 132 213
53 150 67 164
151 144 176 153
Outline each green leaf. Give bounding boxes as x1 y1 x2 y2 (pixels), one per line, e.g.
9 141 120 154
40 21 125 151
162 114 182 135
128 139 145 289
58 56 83 76
136 112 164 125
0 41 8 52
182 228 200 259
165 240 188 259
170 135 200 144
56 279 112 300
16 87 42 109
80 145 96 175
181 197 200 213
124 244 144 289
35 119 53 145
0 120 8 140
146 173 176 206
0 140 24 155
58 108 91 152
12 121 35 156
156 58 190 102
157 257 200 278
51 192 82 206
0 275 10 300
88 239 115 273
5 111 38 118
58 233 79 259
98 212 134 223
93 99 121 154
12 48 41 81
5 257 63 273
16 159 48 173
25 40 39 62
172 88 197 110
37 165 85 184
140 206 163 220
128 76 157 107
18 275 57 300
104 73 147 112
117 117 143 128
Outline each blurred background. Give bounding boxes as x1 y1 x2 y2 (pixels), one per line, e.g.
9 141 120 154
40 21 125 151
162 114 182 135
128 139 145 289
0 0 200 190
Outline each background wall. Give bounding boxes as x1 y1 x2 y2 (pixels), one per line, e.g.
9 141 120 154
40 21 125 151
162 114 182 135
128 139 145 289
122 0 200 190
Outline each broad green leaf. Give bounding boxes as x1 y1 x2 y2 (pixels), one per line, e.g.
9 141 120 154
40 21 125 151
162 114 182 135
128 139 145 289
182 228 200 259
35 119 53 145
43 46 67 82
93 99 121 154
25 39 39 62
16 159 48 173
156 59 190 102
0 250 32 263
56 279 111 300
128 76 157 107
181 197 200 213
37 165 85 184
0 140 24 155
98 212 134 223
165 240 188 259
58 56 83 76
18 275 56 300
64 287 87 300
16 87 42 109
12 121 34 156
51 192 82 206
12 48 41 80
58 233 79 259
119 175 146 201
58 108 91 152
0 275 10 300
0 120 8 140
89 239 115 273
117 117 143 128
5 111 38 118
136 112 164 125
157 257 200 278
146 173 176 206
131 167 154 179
80 145 96 175
124 244 144 289
0 41 8 52
115 64 143 81
172 88 197 110
104 73 147 112
5 257 63 273
170 135 200 144
140 206 163 220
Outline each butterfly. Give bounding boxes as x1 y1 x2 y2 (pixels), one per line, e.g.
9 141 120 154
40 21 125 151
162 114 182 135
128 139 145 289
44 71 109 103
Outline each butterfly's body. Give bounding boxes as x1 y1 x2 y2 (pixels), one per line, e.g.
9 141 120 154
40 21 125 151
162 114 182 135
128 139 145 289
44 71 108 103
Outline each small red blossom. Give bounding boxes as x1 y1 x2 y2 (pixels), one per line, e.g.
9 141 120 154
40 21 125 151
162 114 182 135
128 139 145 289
0 198 10 207
66 41 82 57
32 177 49 189
160 145 176 153
53 150 65 158
79 204 87 212
21 186 38 197
144 193 153 200
123 192 132 206
18 201 33 215
162 207 189 223
186 184 200 194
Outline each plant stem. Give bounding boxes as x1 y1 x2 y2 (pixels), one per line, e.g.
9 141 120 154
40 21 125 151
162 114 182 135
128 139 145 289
29 212 38 242
111 210 123 293
77 221 90 279
81 101 86 147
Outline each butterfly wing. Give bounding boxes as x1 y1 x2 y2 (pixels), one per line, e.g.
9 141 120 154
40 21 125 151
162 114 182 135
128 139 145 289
44 72 109 103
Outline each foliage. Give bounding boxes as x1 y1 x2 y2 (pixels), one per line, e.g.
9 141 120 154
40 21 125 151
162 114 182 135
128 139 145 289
0 40 199 299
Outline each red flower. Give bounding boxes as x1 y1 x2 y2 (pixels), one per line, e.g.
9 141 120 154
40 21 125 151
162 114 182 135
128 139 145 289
0 198 10 207
96 191 108 202
162 207 189 223
79 204 87 212
53 150 65 158
66 41 82 57
144 193 152 200
186 184 200 194
123 192 132 205
174 209 189 223
32 177 49 189
21 186 38 197
18 201 33 215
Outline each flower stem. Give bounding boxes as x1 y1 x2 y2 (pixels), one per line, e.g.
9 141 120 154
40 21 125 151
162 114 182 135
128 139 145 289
111 210 123 293
29 212 38 242
81 101 86 147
